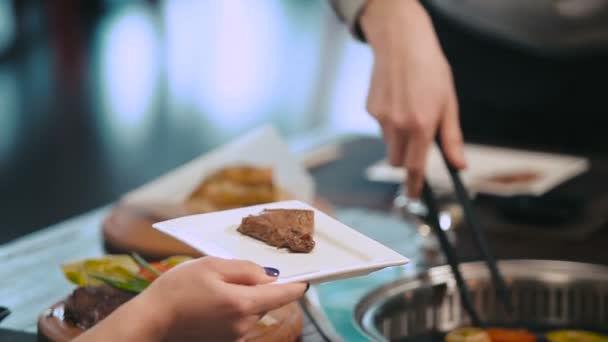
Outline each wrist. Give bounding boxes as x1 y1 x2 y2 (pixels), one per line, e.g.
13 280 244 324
73 292 170 342
124 293 171 341
360 0 431 51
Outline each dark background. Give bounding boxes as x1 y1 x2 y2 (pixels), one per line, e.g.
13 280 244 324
1 0 607 244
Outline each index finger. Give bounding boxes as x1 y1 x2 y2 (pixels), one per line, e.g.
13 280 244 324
404 132 433 199
439 90 466 169
197 257 277 286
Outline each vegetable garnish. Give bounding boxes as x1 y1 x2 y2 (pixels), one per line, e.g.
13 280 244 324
131 253 162 279
486 328 536 342
89 273 151 293
546 330 608 342
61 254 192 292
445 327 491 342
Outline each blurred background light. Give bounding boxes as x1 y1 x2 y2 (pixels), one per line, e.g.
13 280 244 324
0 1 15 54
440 212 452 231
94 3 161 149
163 0 331 142
163 0 199 123
0 67 19 167
328 40 377 134
191 0 284 135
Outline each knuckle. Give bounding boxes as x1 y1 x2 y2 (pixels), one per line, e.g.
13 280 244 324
391 115 409 131
407 116 426 132
420 129 435 142
232 321 251 336
232 298 253 316
388 112 428 133
224 296 242 312
388 155 401 167
364 101 375 114
368 105 388 121
407 165 424 177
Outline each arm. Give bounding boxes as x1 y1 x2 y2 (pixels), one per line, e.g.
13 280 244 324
72 292 165 342
331 0 467 198
74 258 307 342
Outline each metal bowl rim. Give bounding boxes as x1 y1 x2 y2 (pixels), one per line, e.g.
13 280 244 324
354 259 608 341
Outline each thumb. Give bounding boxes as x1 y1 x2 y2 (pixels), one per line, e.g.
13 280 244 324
238 282 308 315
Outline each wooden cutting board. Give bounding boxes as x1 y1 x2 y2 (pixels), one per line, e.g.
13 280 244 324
102 204 204 261
38 300 303 342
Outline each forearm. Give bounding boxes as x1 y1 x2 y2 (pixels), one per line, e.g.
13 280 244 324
73 294 168 342
330 0 438 49
360 0 444 61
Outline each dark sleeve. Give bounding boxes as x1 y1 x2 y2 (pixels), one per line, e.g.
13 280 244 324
328 0 368 41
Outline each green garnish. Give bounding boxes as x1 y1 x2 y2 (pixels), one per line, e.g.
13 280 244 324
131 253 162 278
89 273 150 293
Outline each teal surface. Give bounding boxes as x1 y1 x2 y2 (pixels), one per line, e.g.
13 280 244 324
311 208 425 341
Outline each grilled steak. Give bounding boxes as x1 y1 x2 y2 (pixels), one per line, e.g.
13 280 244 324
238 209 315 253
63 285 135 329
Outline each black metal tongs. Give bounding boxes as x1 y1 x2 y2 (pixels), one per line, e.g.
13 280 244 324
420 139 513 327
0 306 10 324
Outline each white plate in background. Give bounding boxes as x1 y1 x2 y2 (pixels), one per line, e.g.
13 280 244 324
366 144 589 196
153 200 409 284
121 125 315 207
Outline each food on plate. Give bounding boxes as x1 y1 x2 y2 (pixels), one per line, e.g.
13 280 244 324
188 166 282 211
483 170 541 186
445 327 491 342
238 208 315 253
46 253 287 340
546 330 608 342
485 328 536 342
57 254 191 329
64 285 135 329
445 327 608 342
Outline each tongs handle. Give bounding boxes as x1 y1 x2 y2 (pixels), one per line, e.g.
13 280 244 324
421 181 483 327
435 139 514 315
0 306 10 324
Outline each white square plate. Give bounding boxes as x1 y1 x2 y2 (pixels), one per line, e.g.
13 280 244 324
153 200 408 284
366 144 589 196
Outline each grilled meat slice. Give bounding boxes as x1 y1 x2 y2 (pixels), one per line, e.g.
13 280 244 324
188 166 278 210
63 285 135 329
238 209 315 253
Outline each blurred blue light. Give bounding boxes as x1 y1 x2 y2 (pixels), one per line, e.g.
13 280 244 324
440 212 452 231
163 0 199 117
0 67 19 167
165 0 284 135
96 4 160 147
0 1 15 54
328 40 378 134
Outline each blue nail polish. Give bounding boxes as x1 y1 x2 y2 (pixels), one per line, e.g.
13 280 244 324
264 267 280 277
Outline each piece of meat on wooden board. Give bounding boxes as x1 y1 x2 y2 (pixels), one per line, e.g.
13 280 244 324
238 209 315 253
63 285 135 329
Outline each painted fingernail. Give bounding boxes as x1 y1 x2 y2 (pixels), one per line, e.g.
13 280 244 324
305 282 311 293
264 267 280 277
